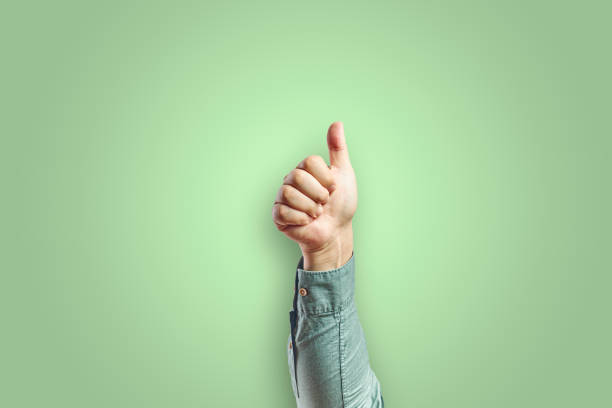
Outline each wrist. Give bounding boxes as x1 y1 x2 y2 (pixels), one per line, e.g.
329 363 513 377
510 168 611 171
300 224 354 271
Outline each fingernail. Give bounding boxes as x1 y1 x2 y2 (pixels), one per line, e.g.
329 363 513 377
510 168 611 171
317 204 323 215
329 184 336 192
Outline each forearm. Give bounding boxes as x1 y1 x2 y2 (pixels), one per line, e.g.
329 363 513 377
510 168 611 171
287 251 384 407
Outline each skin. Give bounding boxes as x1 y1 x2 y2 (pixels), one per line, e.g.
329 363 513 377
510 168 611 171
272 122 357 271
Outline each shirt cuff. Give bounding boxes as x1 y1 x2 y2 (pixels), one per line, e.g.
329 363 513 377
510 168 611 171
294 251 355 316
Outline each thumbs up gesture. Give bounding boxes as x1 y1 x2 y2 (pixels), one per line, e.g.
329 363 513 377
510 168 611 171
273 122 357 270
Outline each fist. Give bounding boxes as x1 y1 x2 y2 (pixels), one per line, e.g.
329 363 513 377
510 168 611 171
272 122 357 255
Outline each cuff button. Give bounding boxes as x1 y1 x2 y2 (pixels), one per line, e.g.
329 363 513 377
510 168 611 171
299 288 308 296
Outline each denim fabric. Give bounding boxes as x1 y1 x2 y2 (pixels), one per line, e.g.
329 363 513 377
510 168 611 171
288 252 384 408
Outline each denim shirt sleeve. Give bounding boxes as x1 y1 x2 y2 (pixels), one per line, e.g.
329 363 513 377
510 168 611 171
287 252 384 408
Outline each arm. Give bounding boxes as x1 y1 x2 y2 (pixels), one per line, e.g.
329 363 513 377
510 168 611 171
288 247 384 407
273 122 384 407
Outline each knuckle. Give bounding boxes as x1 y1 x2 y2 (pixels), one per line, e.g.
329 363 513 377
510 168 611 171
283 172 294 184
280 185 293 201
303 155 321 170
311 203 320 215
297 210 309 223
292 169 304 184
320 189 330 203
272 203 281 218
277 204 287 218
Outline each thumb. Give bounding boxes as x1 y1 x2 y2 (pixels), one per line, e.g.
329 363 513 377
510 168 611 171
327 121 351 168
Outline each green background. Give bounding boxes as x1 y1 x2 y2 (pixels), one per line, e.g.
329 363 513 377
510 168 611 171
2 1 610 407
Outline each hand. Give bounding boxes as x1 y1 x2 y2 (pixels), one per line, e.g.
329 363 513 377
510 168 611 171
272 122 357 270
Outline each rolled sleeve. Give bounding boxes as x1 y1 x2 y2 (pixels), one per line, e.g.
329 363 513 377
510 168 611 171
295 252 355 316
